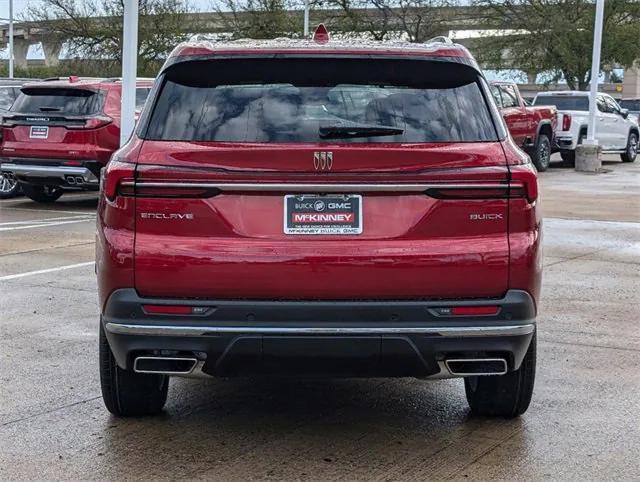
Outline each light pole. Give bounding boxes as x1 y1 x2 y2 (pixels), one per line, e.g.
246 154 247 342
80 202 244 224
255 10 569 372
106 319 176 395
585 0 605 145
8 0 14 78
303 0 309 37
120 0 139 146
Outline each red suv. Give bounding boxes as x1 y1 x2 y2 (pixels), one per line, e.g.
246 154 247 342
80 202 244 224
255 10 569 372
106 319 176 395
97 35 541 418
0 77 152 203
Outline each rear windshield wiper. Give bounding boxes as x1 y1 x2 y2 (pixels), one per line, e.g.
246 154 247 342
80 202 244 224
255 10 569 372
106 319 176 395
319 123 404 139
38 107 62 112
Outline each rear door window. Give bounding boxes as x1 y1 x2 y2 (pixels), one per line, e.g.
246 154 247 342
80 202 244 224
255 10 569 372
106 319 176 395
620 99 640 111
499 85 519 108
143 58 499 143
12 87 105 115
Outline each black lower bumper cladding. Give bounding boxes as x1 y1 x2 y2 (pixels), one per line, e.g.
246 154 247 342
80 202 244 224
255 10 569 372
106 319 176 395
102 289 536 378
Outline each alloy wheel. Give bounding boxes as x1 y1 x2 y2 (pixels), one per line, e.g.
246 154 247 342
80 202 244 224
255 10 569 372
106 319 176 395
0 172 18 195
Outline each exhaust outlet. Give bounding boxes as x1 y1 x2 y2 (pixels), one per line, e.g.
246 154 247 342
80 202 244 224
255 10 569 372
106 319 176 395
445 358 508 376
66 176 76 185
133 356 198 375
75 176 85 184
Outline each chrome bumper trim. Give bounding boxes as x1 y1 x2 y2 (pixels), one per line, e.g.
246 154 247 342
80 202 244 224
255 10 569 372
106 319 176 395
1 163 99 184
105 322 535 337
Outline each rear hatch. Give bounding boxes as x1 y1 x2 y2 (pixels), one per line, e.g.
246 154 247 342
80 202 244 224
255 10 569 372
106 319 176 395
132 56 511 300
1 86 112 161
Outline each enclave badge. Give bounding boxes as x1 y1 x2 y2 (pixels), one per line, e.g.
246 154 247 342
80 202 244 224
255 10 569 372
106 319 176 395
140 213 194 220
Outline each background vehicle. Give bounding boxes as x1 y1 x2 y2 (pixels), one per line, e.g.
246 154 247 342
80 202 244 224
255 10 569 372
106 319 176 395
619 98 640 125
0 77 153 203
533 91 639 164
490 81 557 171
98 34 541 419
0 78 40 199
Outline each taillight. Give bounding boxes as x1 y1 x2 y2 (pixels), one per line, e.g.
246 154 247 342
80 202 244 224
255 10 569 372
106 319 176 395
68 115 113 130
102 159 135 201
562 113 572 131
509 163 539 203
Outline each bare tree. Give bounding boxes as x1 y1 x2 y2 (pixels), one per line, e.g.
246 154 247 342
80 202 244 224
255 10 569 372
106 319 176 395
324 0 453 42
215 0 300 39
26 0 194 75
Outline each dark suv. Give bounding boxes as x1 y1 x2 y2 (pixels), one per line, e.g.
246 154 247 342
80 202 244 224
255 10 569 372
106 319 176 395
97 34 541 418
0 77 152 203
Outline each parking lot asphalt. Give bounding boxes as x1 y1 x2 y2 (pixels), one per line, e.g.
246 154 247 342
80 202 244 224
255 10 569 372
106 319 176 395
1 156 639 481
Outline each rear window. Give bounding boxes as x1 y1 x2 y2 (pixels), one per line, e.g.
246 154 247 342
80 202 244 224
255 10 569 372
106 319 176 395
620 99 640 111
12 87 105 115
143 58 498 143
533 95 589 111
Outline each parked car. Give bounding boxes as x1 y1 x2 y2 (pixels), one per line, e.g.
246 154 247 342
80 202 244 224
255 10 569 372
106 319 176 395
0 77 153 203
97 32 541 418
0 78 40 199
490 81 557 171
533 91 638 163
619 98 640 125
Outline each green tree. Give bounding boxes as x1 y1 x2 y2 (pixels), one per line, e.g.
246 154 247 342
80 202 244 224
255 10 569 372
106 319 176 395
25 0 194 76
472 0 640 90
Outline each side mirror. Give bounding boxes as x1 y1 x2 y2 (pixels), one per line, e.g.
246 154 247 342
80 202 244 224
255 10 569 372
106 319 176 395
620 108 629 119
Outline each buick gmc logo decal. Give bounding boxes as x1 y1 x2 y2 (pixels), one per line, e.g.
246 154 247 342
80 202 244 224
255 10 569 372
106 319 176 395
313 151 333 171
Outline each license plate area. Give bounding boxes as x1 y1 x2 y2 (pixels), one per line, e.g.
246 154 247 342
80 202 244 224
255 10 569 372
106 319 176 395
29 126 49 139
284 194 362 235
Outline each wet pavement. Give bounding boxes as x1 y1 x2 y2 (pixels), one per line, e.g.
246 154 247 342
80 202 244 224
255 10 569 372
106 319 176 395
1 156 639 480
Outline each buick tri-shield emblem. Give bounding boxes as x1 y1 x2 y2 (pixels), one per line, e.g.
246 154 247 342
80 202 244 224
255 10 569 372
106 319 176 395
313 151 333 171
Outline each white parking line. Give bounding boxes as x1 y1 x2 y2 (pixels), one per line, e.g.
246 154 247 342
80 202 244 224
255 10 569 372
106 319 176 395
0 219 95 232
0 207 96 215
0 261 95 281
0 215 95 226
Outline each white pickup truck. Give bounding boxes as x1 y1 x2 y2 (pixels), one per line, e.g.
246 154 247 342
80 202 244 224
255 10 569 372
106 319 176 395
533 91 638 163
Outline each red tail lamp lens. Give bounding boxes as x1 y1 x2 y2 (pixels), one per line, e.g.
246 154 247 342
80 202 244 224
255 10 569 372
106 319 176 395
143 305 193 315
562 113 572 131
451 306 500 316
102 160 135 201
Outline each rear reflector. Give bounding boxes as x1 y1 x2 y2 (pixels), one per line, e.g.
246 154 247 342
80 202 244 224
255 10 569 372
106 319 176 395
143 305 193 315
451 306 500 316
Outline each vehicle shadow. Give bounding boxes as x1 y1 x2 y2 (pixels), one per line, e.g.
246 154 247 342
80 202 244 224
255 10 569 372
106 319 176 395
3 192 99 211
97 377 527 479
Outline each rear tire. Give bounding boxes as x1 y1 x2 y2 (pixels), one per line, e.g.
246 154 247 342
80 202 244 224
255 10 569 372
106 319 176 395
99 322 169 416
532 134 551 171
21 184 63 203
559 151 575 164
464 331 536 418
0 172 20 199
621 132 638 162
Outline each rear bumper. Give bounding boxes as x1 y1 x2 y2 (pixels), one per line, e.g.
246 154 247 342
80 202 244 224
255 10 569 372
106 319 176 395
1 160 100 188
555 136 576 150
102 288 536 378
